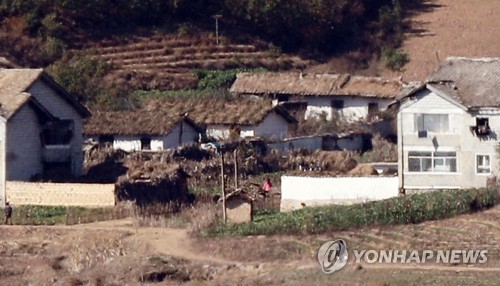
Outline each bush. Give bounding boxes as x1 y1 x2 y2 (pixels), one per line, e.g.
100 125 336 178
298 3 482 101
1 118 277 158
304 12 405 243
382 48 409 70
193 68 266 90
204 188 500 236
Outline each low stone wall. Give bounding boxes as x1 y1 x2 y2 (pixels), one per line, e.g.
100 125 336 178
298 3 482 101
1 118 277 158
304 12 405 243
6 181 115 207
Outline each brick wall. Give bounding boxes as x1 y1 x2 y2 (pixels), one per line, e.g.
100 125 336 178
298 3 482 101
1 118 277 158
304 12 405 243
6 181 115 207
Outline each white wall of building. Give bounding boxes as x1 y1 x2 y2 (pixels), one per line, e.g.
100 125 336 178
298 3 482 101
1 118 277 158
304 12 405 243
6 104 43 181
304 96 392 121
28 80 85 176
208 111 290 140
0 118 6 205
112 122 199 152
281 176 399 211
398 88 500 192
268 136 323 152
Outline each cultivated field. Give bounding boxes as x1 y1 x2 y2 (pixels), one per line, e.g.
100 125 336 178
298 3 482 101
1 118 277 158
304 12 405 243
87 31 309 91
0 205 498 285
386 0 500 81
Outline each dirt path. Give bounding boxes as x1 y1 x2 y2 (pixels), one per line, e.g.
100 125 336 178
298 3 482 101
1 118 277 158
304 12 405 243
65 219 234 264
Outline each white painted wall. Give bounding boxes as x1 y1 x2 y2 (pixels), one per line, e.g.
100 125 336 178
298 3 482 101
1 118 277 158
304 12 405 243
6 104 43 181
0 118 6 205
28 80 85 176
111 122 199 152
304 96 392 121
208 111 290 140
398 88 500 192
281 176 399 211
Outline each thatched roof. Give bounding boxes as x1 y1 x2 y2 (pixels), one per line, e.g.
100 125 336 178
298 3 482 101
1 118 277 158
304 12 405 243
83 110 200 136
0 69 90 119
426 57 500 108
145 97 297 126
230 72 405 99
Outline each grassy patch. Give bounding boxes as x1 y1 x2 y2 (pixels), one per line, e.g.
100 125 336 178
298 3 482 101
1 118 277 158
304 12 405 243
0 205 127 225
204 188 500 237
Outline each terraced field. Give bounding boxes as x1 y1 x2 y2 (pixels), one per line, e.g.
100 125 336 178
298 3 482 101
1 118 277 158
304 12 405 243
87 31 310 91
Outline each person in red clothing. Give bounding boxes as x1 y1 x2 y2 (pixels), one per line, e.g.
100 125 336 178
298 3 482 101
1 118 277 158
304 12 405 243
262 178 273 194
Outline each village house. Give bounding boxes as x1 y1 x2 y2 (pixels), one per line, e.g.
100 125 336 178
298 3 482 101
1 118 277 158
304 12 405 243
0 69 91 204
84 111 201 152
230 72 407 122
397 57 500 193
145 98 297 141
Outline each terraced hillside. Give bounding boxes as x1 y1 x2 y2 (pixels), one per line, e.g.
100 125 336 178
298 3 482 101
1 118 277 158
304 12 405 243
87 32 310 91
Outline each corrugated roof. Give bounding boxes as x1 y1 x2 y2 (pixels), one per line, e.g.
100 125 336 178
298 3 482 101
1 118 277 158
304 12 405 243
83 111 198 136
427 57 500 108
0 69 43 119
230 72 405 99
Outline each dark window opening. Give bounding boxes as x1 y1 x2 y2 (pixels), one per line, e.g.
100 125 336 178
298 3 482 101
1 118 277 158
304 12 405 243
98 135 114 144
368 103 379 115
40 120 74 145
331 100 344 109
141 137 151 150
276 94 290 102
475 118 490 136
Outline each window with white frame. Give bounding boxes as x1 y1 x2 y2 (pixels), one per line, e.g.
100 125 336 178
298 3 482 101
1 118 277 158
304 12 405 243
476 155 491 174
408 151 457 172
414 114 449 133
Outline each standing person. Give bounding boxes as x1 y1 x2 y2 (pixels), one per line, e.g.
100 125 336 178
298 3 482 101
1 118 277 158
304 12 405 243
262 178 273 195
4 202 12 225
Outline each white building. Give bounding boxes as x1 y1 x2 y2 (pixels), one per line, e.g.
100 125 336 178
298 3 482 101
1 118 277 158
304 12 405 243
84 111 201 152
204 107 296 141
230 72 407 122
0 69 91 204
397 58 500 193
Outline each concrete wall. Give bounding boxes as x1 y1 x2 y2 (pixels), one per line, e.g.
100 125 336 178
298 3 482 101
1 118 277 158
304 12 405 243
269 136 323 152
6 104 43 180
304 96 392 121
28 80 85 176
6 181 115 207
398 88 500 191
281 176 399 211
226 198 252 223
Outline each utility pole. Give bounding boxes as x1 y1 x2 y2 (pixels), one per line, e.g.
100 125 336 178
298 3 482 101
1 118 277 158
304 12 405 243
212 14 222 45
220 149 226 223
234 149 238 190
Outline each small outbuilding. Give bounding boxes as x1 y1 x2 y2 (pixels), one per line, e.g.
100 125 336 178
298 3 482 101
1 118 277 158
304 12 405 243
224 190 254 224
84 111 201 152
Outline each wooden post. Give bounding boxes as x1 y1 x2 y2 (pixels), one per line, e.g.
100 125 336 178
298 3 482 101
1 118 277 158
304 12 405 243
234 149 238 190
221 150 226 223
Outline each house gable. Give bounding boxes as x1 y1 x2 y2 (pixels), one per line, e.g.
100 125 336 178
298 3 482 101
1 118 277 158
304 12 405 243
400 87 466 114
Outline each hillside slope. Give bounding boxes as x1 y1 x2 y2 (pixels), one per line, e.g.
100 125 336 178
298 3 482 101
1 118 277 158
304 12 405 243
387 0 500 81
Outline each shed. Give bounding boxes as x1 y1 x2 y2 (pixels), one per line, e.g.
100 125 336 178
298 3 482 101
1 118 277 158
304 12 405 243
224 190 254 223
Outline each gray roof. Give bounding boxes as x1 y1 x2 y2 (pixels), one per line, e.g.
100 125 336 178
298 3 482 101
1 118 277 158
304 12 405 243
427 57 500 108
0 69 91 119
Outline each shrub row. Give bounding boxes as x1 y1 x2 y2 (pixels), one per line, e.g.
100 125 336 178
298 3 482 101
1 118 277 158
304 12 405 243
204 188 500 237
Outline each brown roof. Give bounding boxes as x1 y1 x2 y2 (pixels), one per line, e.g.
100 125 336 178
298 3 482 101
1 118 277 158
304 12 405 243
146 97 297 126
83 110 200 136
426 57 500 108
0 69 91 119
230 72 405 99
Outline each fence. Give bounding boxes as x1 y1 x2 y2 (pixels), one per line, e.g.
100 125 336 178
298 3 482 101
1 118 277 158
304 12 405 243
6 181 115 207
281 175 399 211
